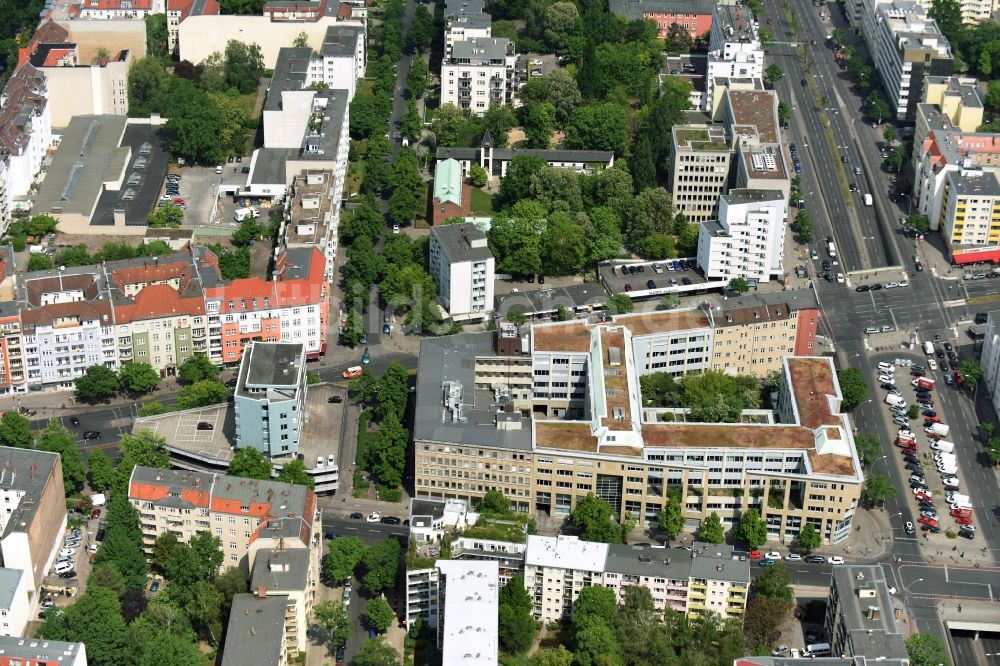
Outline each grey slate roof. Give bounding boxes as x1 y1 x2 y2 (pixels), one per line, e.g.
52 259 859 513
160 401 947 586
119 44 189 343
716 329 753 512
431 223 493 264
0 447 61 540
250 547 311 593
242 343 304 389
321 24 363 58
0 569 23 609
221 593 289 666
0 637 86 662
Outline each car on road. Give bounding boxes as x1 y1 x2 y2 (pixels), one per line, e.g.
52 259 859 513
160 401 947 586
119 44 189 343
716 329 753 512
784 553 802 562
869 283 882 291
380 516 401 525
350 512 363 520
856 285 870 292
928 359 938 370
760 558 776 567
806 555 826 564
366 512 381 523
764 552 781 560
904 521 915 534
82 431 101 440
800 78 808 86
827 556 845 565
70 416 80 427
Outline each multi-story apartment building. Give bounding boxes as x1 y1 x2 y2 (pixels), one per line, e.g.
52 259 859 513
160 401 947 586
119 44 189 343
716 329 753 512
0 569 29 637
247 545 318 658
128 466 318 570
709 292 819 375
441 37 518 114
77 0 163 19
221 592 293 666
436 561 498 665
608 0 714 39
235 342 307 458
166 0 220 55
0 637 87 666
0 447 67 596
957 0 999 23
317 24 367 100
523 536 749 623
443 0 492 61
705 4 763 113
670 125 733 223
17 40 130 127
936 169 1000 254
919 76 984 139
860 0 953 121
428 223 495 321
414 317 859 545
0 64 52 236
282 170 341 283
697 189 787 284
978 312 1000 419
826 566 909 662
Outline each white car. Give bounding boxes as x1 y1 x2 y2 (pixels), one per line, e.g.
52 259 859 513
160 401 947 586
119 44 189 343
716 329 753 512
764 552 781 560
898 280 909 287
885 282 900 289
942 477 960 488
784 553 802 562
366 512 381 523
827 556 845 565
392 224 400 234
928 359 938 370
836 273 845 284
898 429 913 438
58 548 75 558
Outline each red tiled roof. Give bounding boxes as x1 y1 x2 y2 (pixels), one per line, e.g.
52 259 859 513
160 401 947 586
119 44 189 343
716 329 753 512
131 481 212 507
81 0 153 8
17 20 69 67
41 48 74 67
210 248 326 314
114 283 205 324
0 65 47 157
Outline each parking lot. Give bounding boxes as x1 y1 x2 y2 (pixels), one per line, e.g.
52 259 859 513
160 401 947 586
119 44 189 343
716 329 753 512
599 259 718 300
132 405 235 466
162 162 252 227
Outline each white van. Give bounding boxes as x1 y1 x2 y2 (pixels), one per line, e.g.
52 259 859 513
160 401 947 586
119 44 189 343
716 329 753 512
804 643 831 657
877 362 894 373
55 561 74 575
864 193 873 206
234 207 259 222
923 340 935 355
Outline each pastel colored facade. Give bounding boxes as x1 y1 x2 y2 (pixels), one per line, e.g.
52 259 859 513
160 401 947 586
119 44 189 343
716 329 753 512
166 0 220 55
0 447 67 598
246 546 319 658
697 189 787 284
428 222 495 321
920 76 984 135
0 637 87 666
937 169 1000 257
608 0 714 38
128 466 318 571
523 536 750 623
859 0 954 121
441 37 518 114
78 0 162 19
234 342 307 457
0 65 53 236
414 315 859 546
59 19 149 62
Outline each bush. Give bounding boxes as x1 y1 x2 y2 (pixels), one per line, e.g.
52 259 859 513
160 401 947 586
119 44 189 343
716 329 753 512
11 235 26 251
378 486 402 503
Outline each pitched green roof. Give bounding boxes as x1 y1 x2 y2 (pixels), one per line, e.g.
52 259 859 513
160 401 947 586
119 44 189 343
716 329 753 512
434 158 464 207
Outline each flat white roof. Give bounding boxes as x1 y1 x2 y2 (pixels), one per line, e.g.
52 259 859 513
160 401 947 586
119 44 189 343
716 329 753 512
525 535 609 571
437 560 499 666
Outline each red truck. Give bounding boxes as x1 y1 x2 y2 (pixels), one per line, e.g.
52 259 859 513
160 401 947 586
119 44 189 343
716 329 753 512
896 434 916 449
912 377 936 390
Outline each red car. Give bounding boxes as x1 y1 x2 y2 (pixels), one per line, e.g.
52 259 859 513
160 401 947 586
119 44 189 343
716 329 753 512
955 516 973 525
953 371 965 388
924 416 942 424
951 509 972 518
918 516 939 527
749 550 762 560
915 495 932 504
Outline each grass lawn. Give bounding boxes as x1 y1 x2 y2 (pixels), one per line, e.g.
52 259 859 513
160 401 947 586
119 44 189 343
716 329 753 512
346 160 364 197
354 411 374 498
469 187 495 215
415 181 430 225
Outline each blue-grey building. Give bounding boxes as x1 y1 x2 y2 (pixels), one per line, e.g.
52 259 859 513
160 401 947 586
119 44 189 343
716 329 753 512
234 342 306 457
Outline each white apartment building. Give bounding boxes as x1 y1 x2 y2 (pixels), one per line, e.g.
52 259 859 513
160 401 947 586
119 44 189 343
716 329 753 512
441 37 517 114
166 0 220 55
0 569 29 637
0 65 53 236
705 4 763 112
78 0 164 19
958 0 999 23
443 0 492 61
979 312 1000 419
523 536 609 623
22 43 130 128
0 638 87 666
697 189 787 284
436 561 498 665
248 546 318 658
428 223 495 321
312 24 366 100
860 0 954 121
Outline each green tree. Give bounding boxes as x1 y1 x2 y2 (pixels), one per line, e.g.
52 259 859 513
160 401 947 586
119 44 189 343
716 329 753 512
542 212 587 275
406 56 428 98
928 0 962 39
227 448 272 480
87 449 115 492
854 433 882 468
27 253 53 271
185 580 223 645
166 102 226 166
793 209 814 243
118 361 160 395
24 213 60 236
664 22 693 53
735 508 768 547
342 309 365 347
657 489 684 539
497 156 547 208
906 214 931 234
177 355 219 385
961 358 984 389
146 203 185 228
530 646 574 666
568 494 630 543
518 69 582 125
499 575 535 655
778 101 791 126
883 125 897 143
325 536 365 582
728 277 750 294
861 472 897 507
151 532 180 575
138 401 168 417
128 56 170 115
277 459 315 489
62 587 128 666
353 639 400 666
837 367 869 408
365 597 394 633
145 13 169 58
604 293 634 314
231 216 260 247
906 632 950 666
482 104 518 148
469 163 489 187
223 39 264 94
176 380 227 409
752 561 794 604
313 600 352 648
350 91 391 139
431 103 473 146
744 595 788 651
88 562 127 597
487 201 546 277
75 364 120 403
565 103 629 153
479 490 510 514
94 494 149 588
0 411 31 448
697 512 725 543
764 63 784 86
360 538 400 594
36 420 86 493
523 101 556 149
796 523 821 554
115 430 170 493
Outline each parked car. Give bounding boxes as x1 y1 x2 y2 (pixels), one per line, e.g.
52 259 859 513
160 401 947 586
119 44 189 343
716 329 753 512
806 556 826 564
82 431 102 440
904 521 915 534
827 556 845 565
366 512 381 523
350 512 364 520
